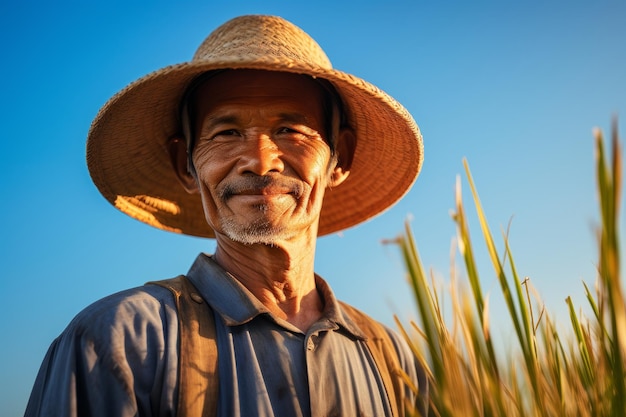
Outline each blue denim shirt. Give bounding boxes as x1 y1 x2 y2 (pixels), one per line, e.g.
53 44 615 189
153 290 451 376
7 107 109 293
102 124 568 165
25 253 427 416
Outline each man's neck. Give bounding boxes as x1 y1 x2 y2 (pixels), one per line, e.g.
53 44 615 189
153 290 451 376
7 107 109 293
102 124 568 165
213 235 322 332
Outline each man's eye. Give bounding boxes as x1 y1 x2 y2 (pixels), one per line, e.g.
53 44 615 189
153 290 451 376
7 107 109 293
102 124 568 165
277 127 312 138
205 129 240 141
197 129 240 144
216 129 239 136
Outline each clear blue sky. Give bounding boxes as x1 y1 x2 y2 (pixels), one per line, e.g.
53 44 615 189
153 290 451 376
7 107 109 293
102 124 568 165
2 1 625 415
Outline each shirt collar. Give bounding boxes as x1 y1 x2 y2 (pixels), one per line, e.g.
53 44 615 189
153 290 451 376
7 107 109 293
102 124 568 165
186 253 366 339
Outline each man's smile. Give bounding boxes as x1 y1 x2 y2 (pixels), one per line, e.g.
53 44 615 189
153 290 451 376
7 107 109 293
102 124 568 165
218 176 304 202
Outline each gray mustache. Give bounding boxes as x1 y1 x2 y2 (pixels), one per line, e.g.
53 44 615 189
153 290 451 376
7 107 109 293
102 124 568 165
218 176 304 200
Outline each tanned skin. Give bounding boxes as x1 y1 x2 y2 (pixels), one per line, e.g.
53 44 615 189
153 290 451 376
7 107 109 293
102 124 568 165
170 70 355 332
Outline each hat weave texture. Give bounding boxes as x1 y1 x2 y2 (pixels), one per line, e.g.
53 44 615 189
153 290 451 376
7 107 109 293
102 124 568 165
86 15 423 237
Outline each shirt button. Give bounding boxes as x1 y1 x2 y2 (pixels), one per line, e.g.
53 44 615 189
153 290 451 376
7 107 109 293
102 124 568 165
190 293 204 304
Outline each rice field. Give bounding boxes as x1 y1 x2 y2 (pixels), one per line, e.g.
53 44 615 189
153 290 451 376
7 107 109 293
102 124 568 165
395 121 624 416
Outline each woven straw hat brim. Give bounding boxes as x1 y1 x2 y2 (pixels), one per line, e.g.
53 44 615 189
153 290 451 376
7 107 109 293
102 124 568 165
87 27 423 238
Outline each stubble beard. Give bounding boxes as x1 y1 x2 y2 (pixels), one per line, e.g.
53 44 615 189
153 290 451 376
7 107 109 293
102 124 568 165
220 204 298 245
216 176 305 245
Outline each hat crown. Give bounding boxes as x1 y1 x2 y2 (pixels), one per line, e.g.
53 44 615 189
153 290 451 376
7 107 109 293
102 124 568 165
192 15 332 70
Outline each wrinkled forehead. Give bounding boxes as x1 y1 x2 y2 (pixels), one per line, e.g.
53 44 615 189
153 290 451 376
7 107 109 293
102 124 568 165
179 69 345 159
192 69 325 117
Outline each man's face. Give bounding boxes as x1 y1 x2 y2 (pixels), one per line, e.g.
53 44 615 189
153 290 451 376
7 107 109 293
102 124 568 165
190 70 336 245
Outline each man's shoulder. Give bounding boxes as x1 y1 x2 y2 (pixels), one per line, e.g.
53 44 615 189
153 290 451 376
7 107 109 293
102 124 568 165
337 301 413 362
62 282 178 340
337 301 389 335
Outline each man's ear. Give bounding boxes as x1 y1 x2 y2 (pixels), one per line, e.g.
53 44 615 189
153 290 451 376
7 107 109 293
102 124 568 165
168 137 198 194
329 128 356 187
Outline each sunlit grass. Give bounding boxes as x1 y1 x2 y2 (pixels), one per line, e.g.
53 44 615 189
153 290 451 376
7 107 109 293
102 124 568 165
394 121 624 416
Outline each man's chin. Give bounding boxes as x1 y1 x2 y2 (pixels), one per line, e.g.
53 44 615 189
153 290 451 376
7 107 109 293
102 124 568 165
221 221 294 246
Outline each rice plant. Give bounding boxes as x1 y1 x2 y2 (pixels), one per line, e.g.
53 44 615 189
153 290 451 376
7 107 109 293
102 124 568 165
395 121 625 416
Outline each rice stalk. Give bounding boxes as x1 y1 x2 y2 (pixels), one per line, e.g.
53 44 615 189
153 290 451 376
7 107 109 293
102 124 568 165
394 121 624 416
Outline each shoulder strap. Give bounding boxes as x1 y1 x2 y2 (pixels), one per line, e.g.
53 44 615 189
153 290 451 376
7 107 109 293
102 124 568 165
339 301 407 417
147 276 218 417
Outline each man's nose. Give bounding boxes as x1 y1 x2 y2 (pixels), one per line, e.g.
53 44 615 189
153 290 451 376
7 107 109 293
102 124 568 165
237 134 285 175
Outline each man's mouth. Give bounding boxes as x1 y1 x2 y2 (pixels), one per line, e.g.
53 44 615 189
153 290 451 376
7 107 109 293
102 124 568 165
219 176 303 201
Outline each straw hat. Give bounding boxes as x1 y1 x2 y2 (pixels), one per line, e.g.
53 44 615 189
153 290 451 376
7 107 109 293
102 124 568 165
86 15 423 238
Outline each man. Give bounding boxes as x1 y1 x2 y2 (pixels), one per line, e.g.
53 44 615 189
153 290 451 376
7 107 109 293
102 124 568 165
25 15 427 417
